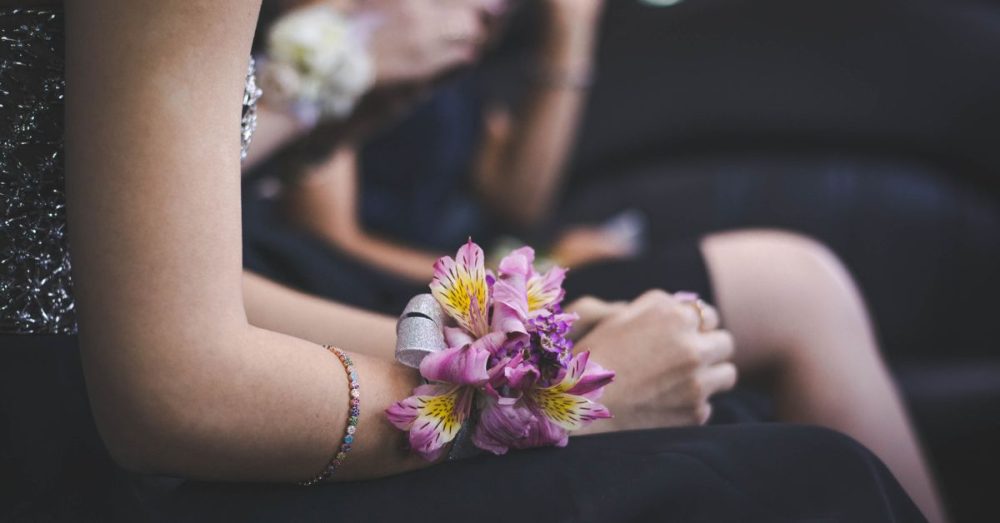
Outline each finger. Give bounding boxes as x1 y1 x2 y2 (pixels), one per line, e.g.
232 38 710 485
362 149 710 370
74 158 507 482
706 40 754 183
698 330 735 365
565 296 627 340
633 289 677 311
674 293 721 332
434 45 479 72
698 301 721 331
696 403 713 425
674 299 703 331
699 362 738 396
442 9 486 47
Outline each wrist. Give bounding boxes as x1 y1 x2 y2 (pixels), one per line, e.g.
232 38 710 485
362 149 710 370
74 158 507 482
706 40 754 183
541 25 598 69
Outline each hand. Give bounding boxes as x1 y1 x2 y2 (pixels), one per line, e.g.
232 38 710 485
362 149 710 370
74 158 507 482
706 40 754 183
551 225 639 270
563 295 627 341
366 0 505 86
574 290 738 433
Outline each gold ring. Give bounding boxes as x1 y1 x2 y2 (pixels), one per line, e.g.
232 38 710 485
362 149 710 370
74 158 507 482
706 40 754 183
689 299 710 332
676 292 710 332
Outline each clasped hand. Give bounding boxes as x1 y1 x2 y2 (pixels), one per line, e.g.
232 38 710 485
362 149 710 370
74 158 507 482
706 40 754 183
567 290 738 433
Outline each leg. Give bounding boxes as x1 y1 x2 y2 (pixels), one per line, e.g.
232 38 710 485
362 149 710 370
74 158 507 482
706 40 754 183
701 229 947 523
150 426 924 522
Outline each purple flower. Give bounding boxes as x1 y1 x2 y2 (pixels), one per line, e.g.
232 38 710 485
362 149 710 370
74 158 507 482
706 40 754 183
430 240 491 338
472 352 614 454
388 240 615 460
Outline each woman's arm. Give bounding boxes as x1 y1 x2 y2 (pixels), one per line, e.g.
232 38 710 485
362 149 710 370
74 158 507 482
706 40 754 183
284 146 442 283
66 0 427 482
243 271 397 358
474 1 605 229
242 102 313 170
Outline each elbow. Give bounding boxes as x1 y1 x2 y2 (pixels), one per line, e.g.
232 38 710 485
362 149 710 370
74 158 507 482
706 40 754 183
84 345 226 477
95 402 184 475
103 434 162 475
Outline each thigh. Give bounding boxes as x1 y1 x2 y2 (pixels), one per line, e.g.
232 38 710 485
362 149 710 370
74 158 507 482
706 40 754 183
145 425 924 523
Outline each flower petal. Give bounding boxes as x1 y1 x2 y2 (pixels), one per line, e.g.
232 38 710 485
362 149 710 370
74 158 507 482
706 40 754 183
565 353 616 398
443 326 474 348
515 416 570 449
419 343 490 386
492 300 528 335
497 246 536 278
472 331 511 356
527 266 567 312
386 385 473 461
553 351 592 392
528 387 612 431
504 359 541 390
472 395 535 455
430 240 490 337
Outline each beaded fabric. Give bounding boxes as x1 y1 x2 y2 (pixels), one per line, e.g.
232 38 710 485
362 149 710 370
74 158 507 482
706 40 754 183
0 9 73 334
0 8 261 334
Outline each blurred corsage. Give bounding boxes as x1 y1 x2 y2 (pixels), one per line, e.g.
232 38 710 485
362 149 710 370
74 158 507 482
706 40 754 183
386 240 615 461
260 4 376 125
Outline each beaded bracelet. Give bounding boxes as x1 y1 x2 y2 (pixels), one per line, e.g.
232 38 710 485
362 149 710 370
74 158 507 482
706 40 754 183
301 346 360 486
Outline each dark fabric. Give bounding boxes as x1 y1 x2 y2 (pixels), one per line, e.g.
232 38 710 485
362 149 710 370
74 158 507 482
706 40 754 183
0 335 116 521
557 155 1000 362
241 188 424 315
564 237 715 306
359 73 494 251
141 425 925 523
1 337 925 522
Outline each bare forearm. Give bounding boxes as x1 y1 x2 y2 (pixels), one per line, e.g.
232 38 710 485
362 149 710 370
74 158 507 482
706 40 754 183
241 102 311 170
83 319 424 481
334 231 441 283
478 13 600 227
66 0 428 483
243 270 397 358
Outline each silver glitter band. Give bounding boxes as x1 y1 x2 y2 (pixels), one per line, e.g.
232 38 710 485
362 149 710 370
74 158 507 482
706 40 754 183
395 294 447 368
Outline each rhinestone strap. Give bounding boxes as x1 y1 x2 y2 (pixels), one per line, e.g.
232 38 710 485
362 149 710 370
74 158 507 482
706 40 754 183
301 346 360 486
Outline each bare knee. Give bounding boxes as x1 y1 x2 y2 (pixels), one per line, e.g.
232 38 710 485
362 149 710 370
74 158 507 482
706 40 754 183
701 230 872 356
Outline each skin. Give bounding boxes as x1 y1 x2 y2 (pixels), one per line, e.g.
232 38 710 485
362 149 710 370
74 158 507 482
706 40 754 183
62 0 734 483
284 0 629 283
276 4 947 515
242 0 495 170
473 0 606 228
66 0 426 482
42 1 946 519
702 230 947 523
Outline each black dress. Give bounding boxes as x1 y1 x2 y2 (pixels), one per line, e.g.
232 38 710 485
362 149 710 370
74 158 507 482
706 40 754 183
0 8 925 522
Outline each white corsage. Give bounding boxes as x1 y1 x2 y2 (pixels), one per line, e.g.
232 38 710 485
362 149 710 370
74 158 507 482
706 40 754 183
262 4 377 125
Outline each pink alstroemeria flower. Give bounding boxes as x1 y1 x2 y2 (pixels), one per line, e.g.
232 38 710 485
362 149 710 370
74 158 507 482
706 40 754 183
495 246 567 316
430 239 492 338
473 351 615 455
385 334 499 461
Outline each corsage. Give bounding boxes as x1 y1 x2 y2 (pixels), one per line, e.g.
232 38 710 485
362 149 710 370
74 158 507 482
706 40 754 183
260 4 376 126
386 240 615 461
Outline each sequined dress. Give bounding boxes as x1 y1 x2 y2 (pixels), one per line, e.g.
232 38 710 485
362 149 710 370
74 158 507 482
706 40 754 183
0 8 260 335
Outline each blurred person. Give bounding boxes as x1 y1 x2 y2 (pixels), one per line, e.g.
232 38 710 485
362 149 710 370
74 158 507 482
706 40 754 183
0 1 928 522
266 1 947 520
